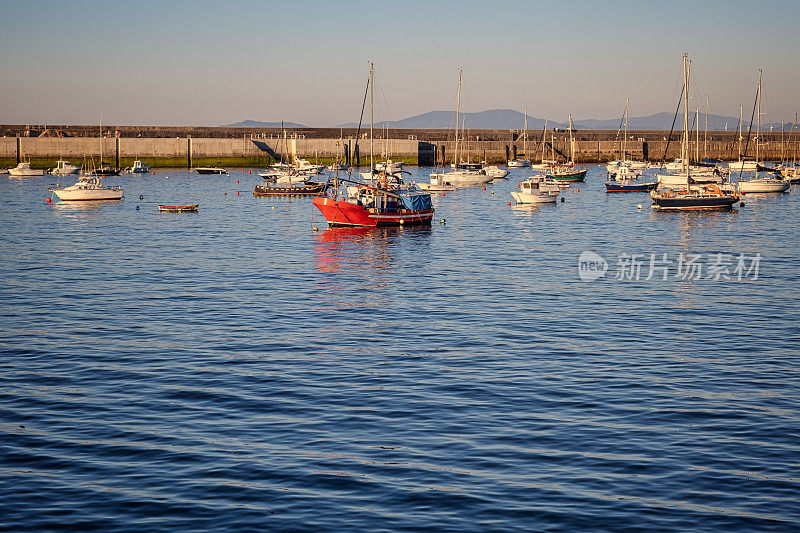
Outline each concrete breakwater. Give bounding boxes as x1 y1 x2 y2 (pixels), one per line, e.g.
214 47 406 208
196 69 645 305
2 128 797 168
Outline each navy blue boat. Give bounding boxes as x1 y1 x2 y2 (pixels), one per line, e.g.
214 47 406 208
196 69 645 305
605 180 658 192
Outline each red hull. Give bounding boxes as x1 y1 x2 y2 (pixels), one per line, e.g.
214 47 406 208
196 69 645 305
313 197 434 227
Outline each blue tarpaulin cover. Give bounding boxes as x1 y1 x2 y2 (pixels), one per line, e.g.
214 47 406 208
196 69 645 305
400 193 432 211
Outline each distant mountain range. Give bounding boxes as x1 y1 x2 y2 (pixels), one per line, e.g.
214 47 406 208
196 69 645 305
227 110 794 131
223 120 307 128
338 109 745 131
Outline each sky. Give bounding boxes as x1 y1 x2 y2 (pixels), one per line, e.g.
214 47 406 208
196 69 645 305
1 0 798 127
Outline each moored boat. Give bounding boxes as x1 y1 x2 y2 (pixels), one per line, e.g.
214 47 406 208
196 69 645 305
651 54 739 211
126 160 150 173
50 174 123 201
605 166 657 192
313 63 434 228
8 162 44 177
511 177 559 204
158 204 198 212
194 167 228 174
50 160 81 176
254 181 326 196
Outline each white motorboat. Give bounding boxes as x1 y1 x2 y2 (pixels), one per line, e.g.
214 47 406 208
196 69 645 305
511 177 559 204
8 162 44 177
50 160 81 176
418 173 456 192
50 174 123 201
126 160 150 173
507 159 531 168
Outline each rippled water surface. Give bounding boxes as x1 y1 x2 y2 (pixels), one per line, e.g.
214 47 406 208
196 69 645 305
2 167 799 531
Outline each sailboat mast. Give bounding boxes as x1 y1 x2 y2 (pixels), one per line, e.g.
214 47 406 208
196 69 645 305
523 106 528 158
99 115 103 165
795 112 798 168
541 118 548 163
369 62 374 170
568 113 574 164
454 69 462 166
756 69 761 164
623 97 628 161
781 120 784 164
738 105 743 160
696 106 700 163
704 95 709 161
682 54 689 176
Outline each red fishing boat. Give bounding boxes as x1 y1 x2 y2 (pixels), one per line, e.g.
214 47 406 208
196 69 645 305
313 177 433 227
313 62 434 228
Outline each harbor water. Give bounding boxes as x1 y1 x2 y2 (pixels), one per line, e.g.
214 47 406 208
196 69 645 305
1 166 799 531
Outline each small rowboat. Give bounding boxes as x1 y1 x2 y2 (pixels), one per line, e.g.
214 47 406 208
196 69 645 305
158 204 199 213
253 182 325 196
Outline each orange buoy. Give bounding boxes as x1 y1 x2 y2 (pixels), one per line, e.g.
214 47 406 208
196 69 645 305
46 197 51 203
151 171 155 175
576 188 580 193
507 201 511 205
236 191 240 195
236 180 239 183
483 186 486 190
248 171 251 174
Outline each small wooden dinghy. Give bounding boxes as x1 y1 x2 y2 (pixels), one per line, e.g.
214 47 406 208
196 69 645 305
253 182 325 196
158 204 199 213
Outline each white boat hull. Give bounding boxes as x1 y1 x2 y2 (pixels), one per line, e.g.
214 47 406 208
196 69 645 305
430 170 492 187
508 159 531 168
54 188 124 201
511 191 558 204
738 178 790 193
9 169 44 177
729 161 758 172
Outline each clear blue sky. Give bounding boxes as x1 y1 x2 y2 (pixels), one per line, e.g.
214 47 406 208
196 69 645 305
1 0 797 126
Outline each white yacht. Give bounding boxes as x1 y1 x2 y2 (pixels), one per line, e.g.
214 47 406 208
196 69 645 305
50 174 123 201
8 162 44 177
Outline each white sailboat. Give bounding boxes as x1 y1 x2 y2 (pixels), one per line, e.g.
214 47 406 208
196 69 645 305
508 107 531 167
738 70 789 194
429 69 493 187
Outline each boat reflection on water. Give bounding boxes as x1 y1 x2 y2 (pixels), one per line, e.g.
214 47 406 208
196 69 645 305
313 225 432 310
52 199 125 218
509 202 559 218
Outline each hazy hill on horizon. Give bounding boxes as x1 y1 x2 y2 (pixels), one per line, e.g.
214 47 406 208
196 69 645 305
336 108 744 131
225 109 796 131
223 120 307 128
